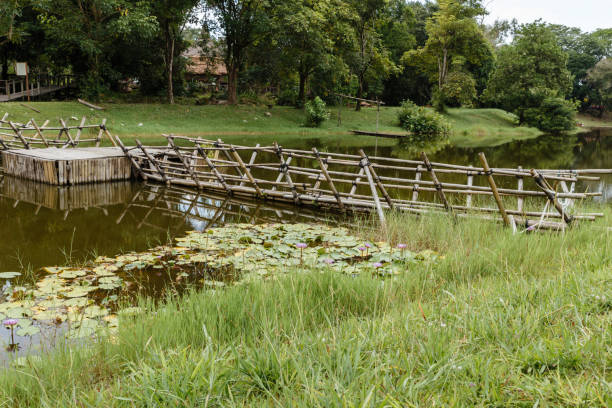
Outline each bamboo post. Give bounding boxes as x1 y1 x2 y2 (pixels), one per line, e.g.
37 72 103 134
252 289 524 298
239 144 260 187
466 165 474 208
59 119 76 148
217 138 244 179
530 169 573 225
74 116 86 144
421 152 452 213
274 142 300 205
363 164 386 229
313 148 344 210
412 165 422 202
8 121 30 149
167 136 202 189
359 150 394 209
197 143 231 193
230 146 263 197
517 166 524 213
30 119 49 147
348 167 366 198
116 136 147 180
136 140 168 184
478 152 511 227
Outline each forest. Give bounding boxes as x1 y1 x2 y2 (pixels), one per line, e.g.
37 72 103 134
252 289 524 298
1 0 611 132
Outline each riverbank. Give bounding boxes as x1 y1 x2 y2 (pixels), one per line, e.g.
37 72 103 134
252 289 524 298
577 113 612 129
1 209 610 406
1 102 541 148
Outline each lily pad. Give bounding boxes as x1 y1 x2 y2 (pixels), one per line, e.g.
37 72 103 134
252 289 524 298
0 272 21 279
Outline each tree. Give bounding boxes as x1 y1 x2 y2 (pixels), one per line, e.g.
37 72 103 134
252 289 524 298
345 0 397 110
267 0 338 107
401 0 493 110
152 0 199 104
483 22 574 129
587 58 612 116
33 0 157 98
203 0 266 105
0 0 27 79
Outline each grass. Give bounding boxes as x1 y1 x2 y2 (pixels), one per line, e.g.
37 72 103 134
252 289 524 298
0 208 610 407
577 113 612 129
1 102 542 148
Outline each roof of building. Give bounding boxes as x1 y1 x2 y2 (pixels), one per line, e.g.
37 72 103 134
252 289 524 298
183 46 227 76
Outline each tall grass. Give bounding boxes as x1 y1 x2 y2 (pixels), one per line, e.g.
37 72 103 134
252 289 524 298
0 210 610 406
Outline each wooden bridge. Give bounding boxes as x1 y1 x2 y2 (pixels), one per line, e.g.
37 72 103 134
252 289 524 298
0 75 76 102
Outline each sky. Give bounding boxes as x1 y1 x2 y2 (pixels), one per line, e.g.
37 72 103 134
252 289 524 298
481 0 610 32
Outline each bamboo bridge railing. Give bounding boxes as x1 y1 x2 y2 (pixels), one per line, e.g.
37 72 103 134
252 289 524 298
0 113 115 150
116 134 607 231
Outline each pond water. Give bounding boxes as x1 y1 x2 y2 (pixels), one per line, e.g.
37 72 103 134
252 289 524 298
0 127 610 356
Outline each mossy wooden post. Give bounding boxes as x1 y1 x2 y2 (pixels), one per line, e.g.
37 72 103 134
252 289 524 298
421 152 452 213
478 152 511 227
116 136 147 181
313 147 344 210
530 169 573 225
30 119 49 147
8 121 30 149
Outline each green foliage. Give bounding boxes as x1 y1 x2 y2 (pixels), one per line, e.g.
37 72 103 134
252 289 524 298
440 70 476 107
398 100 450 142
522 96 577 132
483 22 574 130
587 58 612 114
304 96 330 127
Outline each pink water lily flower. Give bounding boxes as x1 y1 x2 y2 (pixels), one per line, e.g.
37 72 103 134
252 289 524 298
373 262 383 268
323 258 335 265
397 243 407 249
3 319 17 327
296 243 308 249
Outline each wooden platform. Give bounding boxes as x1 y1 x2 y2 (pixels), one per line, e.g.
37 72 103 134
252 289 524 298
1 147 132 185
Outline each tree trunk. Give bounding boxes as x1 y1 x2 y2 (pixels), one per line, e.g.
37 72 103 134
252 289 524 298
166 28 175 105
298 71 307 108
227 64 238 105
1 50 8 81
355 77 363 111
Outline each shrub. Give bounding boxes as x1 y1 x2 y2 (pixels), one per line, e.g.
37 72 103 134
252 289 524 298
397 100 451 143
441 71 477 108
304 97 330 128
522 97 577 132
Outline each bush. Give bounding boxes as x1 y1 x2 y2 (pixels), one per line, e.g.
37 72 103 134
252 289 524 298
441 71 477 108
304 97 330 128
397 100 451 143
522 97 577 132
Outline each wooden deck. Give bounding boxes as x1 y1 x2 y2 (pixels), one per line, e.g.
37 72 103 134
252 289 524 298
1 147 132 185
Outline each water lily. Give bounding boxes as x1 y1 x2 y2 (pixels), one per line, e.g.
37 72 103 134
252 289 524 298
323 258 334 265
365 243 372 256
296 243 307 265
373 262 383 269
358 246 366 256
397 243 407 257
3 319 18 350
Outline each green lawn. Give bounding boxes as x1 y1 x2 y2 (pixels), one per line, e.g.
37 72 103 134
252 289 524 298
1 102 542 148
0 210 610 406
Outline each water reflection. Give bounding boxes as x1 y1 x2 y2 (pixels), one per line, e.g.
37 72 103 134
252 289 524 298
0 177 340 273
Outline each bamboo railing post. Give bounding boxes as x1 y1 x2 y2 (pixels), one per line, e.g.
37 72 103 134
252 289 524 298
136 140 168 184
363 163 386 229
197 143 231 194
167 136 202 189
59 119 76 148
74 116 86 145
478 152 511 227
359 150 394 209
274 142 300 205
30 119 49 147
217 138 244 179
116 136 147 181
530 169 573 225
421 152 452 213
412 165 422 202
239 144 260 187
348 167 366 198
231 145 263 197
8 121 30 149
466 165 474 208
313 148 344 210
517 166 524 213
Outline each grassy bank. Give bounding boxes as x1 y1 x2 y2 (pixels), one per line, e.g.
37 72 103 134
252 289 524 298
0 209 610 406
577 113 612 129
1 102 541 148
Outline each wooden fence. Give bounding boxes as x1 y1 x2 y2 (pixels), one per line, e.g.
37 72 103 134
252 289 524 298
116 134 607 231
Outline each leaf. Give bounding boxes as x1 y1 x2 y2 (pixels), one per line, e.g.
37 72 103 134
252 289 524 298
16 326 40 336
0 272 21 279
